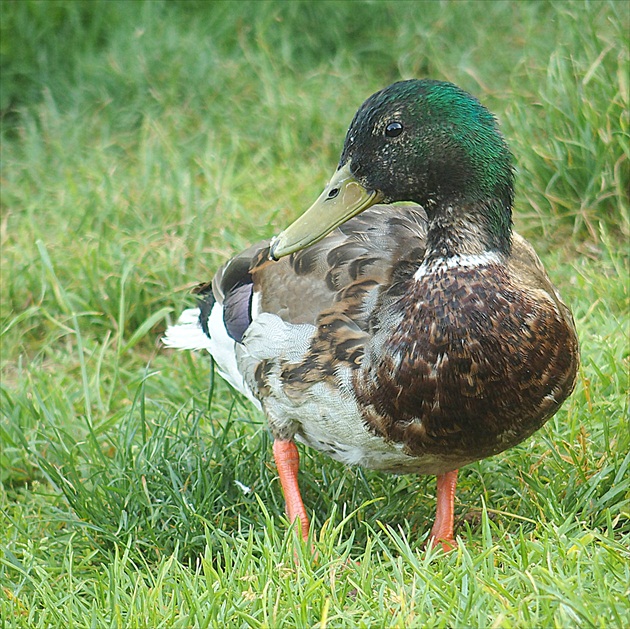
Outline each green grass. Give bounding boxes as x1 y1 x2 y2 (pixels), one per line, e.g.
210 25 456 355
1 0 629 626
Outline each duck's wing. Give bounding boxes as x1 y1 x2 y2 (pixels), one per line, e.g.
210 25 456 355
164 204 428 401
508 232 577 330
217 203 427 335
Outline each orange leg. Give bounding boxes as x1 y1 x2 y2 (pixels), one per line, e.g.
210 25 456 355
428 469 458 551
273 439 310 541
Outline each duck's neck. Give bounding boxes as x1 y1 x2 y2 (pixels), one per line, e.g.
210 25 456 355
422 197 512 266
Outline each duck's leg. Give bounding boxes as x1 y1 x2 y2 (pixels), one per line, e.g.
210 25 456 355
428 468 458 551
273 439 310 541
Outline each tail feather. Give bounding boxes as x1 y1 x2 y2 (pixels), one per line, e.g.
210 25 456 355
193 282 216 338
163 308 211 351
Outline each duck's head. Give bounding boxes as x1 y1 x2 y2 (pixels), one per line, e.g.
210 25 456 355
270 79 515 260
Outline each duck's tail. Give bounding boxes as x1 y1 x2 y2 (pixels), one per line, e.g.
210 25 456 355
162 307 211 351
162 287 215 351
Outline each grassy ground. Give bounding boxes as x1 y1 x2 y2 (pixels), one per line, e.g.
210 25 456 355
1 0 629 626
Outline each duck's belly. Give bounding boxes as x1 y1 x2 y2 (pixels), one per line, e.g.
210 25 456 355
267 373 462 476
296 418 460 476
232 313 464 475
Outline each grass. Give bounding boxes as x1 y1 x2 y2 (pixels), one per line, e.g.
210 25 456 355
1 0 629 626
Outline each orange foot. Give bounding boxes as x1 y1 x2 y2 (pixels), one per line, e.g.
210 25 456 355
428 469 459 552
273 439 310 541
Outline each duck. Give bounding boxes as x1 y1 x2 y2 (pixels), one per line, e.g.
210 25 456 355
164 79 579 551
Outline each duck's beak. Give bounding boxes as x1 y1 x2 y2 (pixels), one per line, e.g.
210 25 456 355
269 162 382 260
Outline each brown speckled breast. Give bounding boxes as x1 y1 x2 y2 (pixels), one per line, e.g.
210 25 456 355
353 261 579 465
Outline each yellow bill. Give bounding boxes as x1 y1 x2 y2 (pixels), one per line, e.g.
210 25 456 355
269 162 382 260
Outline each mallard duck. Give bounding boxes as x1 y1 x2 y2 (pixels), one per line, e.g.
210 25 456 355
164 79 579 550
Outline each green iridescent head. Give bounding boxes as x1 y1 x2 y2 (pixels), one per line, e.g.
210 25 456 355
270 80 515 260
340 79 514 210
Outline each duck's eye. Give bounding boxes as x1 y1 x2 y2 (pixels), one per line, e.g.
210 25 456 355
385 121 403 137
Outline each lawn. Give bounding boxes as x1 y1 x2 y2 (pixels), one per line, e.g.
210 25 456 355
1 1 629 627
